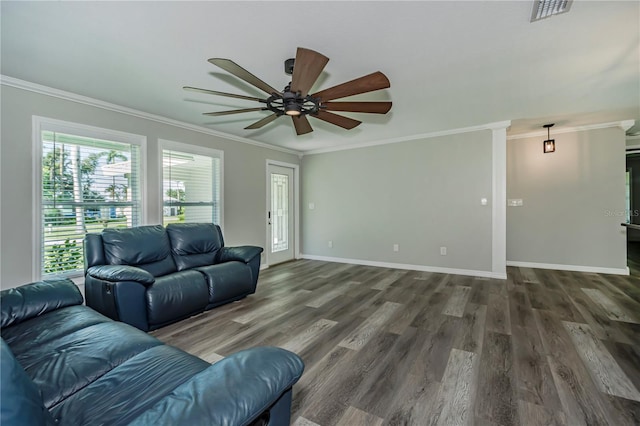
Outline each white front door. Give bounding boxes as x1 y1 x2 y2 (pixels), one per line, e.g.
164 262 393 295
267 164 295 265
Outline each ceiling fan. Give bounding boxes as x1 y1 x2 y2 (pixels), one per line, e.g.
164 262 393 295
184 47 391 136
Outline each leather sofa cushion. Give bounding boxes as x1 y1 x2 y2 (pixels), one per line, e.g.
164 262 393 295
84 233 106 269
166 223 223 271
14 321 161 408
1 305 109 352
49 345 209 426
1 279 83 328
128 347 304 426
195 262 253 304
102 225 176 277
146 270 208 326
1 339 56 426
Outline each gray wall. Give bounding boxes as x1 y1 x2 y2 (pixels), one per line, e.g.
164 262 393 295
506 127 627 270
301 130 494 273
0 85 300 288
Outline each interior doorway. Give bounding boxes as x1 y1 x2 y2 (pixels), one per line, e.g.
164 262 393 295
266 161 299 266
625 149 640 275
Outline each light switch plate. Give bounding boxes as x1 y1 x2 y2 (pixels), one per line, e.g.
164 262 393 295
508 199 523 207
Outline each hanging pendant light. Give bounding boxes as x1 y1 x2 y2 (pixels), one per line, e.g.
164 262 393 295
543 123 555 153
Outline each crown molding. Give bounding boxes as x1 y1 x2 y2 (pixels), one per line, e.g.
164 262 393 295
0 75 301 156
485 120 512 131
303 120 512 155
507 119 636 140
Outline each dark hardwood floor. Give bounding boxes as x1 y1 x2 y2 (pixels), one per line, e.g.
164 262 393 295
152 260 640 426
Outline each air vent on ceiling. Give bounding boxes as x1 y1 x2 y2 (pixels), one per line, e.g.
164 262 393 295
530 0 573 22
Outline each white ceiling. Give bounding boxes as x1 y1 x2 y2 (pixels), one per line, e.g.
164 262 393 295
1 1 638 152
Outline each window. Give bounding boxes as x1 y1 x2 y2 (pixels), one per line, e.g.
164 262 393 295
160 140 222 226
34 117 145 279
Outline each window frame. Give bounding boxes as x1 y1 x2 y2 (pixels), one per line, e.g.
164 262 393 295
158 139 224 232
32 116 147 281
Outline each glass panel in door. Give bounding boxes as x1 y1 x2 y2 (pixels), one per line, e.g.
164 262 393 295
271 173 289 252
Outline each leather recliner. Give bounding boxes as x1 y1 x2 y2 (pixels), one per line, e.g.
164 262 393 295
1 279 304 426
84 223 263 331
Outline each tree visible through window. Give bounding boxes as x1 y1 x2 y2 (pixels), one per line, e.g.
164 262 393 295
162 146 221 226
40 130 142 277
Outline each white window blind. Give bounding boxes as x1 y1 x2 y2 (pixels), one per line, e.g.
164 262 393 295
162 148 221 225
40 130 142 277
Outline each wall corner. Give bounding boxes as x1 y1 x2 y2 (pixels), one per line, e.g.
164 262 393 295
492 121 510 278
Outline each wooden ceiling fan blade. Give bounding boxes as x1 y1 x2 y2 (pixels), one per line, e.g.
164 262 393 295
290 48 329 97
208 58 280 95
313 110 361 130
203 107 267 117
183 86 265 102
323 101 392 114
292 115 313 135
245 113 280 129
311 71 390 102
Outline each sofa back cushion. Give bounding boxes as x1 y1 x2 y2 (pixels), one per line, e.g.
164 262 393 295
166 223 224 271
84 233 107 269
1 339 55 426
1 279 83 329
102 225 176 277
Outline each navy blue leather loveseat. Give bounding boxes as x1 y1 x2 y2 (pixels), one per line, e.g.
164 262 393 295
84 223 263 331
0 279 304 426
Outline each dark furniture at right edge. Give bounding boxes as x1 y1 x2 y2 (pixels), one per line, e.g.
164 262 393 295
84 223 263 331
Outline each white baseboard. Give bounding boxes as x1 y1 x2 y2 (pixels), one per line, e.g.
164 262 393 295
506 261 629 276
300 254 507 279
261 253 303 270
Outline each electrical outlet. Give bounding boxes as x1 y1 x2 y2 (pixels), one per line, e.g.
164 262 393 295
328 240 333 248
440 246 447 256
393 244 399 252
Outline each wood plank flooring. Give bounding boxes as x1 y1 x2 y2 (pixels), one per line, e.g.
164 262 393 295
152 261 640 426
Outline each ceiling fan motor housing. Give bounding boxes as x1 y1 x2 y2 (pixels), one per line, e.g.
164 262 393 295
266 89 321 117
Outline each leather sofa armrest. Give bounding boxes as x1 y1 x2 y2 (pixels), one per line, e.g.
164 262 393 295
219 246 264 264
87 265 155 286
1 279 83 329
127 347 304 426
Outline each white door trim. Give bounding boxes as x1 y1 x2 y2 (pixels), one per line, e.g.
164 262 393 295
265 160 300 267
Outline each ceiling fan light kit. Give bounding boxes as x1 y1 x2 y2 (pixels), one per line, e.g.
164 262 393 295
184 47 392 136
